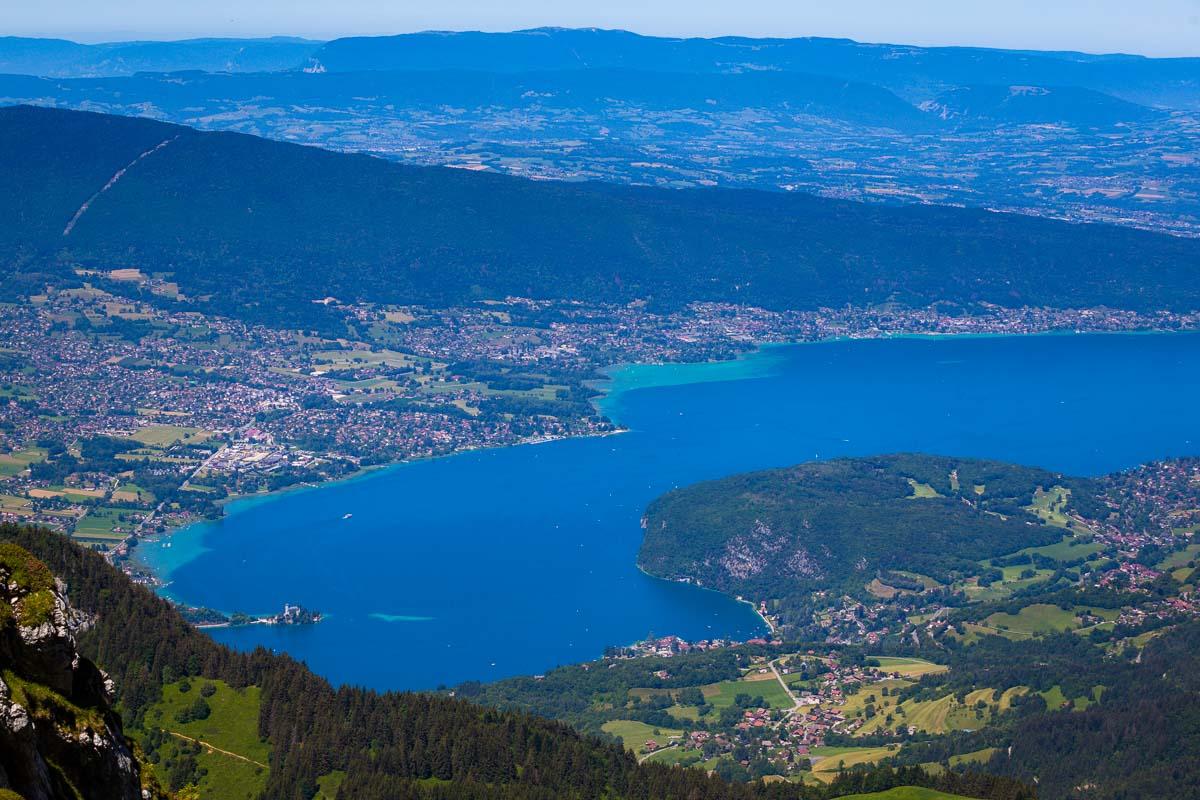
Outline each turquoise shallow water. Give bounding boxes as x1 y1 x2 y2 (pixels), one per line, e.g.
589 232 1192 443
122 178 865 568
141 332 1200 690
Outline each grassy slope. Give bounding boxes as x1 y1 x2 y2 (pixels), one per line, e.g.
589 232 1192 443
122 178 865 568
839 788 973 800
871 657 948 678
600 719 683 755
140 679 268 800
809 745 900 780
704 675 794 710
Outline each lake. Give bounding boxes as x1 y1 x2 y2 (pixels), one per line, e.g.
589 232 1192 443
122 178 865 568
141 332 1200 690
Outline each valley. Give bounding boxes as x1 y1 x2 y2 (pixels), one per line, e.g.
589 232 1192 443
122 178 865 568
3 22 1200 800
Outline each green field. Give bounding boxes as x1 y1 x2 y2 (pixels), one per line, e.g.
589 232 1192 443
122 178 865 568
666 703 702 722
901 688 1020 733
1039 684 1103 711
1159 543 1200 570
0 447 46 477
906 479 942 499
600 719 682 755
1008 535 1104 564
840 788 973 800
702 675 793 710
871 657 948 677
130 424 210 446
35 485 105 503
1025 486 1073 527
643 746 705 767
141 679 269 799
312 348 422 369
849 687 1025 737
983 603 1081 637
111 481 156 504
314 771 347 799
962 569 1056 603
74 507 137 540
947 747 999 768
809 745 899 780
0 493 34 515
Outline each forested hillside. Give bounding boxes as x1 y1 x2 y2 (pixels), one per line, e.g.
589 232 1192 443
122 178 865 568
640 454 1082 604
4 106 1200 333
847 621 1200 800
995 622 1200 797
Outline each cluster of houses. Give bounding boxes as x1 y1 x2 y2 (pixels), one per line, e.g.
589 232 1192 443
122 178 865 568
616 634 780 660
1096 561 1162 589
355 297 1200 381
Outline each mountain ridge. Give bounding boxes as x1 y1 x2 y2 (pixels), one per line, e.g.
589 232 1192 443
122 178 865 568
0 36 322 78
304 27 1200 108
4 105 1200 333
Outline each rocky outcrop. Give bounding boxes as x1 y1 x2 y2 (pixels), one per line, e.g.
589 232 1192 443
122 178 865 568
0 543 160 800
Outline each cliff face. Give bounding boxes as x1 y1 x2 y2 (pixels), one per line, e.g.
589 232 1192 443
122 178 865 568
0 543 160 800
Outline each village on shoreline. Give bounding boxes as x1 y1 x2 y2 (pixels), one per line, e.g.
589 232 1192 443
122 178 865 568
2 275 1200 593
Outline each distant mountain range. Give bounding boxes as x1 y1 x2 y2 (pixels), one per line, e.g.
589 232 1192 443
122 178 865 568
0 35 322 77
1 27 1190 236
1 27 1196 111
3 105 1199 333
303 28 1200 109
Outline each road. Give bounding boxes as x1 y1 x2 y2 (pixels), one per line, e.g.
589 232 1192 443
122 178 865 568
638 742 678 764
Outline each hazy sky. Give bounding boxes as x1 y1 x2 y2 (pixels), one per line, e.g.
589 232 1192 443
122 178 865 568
5 0 1200 57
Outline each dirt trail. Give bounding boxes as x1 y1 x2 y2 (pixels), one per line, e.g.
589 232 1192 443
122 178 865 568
167 731 268 769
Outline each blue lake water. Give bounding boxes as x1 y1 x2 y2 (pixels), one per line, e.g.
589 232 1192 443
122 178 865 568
141 332 1200 690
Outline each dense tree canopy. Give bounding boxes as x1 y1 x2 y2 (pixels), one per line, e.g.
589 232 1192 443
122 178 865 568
4 106 1200 334
640 454 1078 600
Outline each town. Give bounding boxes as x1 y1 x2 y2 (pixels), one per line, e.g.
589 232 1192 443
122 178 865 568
2 271 1199 593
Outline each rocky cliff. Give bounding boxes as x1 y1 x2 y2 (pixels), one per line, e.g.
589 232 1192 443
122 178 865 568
0 543 162 800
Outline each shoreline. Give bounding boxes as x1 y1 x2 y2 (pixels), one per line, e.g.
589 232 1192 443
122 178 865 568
128 426 631 582
129 324 1195 587
632 561 775 639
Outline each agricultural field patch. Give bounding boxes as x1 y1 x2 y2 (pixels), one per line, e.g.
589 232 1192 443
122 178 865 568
870 657 948 678
1159 543 1200 570
600 719 683 756
130 425 211 446
0 447 47 477
851 687 1025 737
809 745 899 780
702 676 793 710
983 603 1081 637
840 787 973 800
74 507 139 540
906 479 942 498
